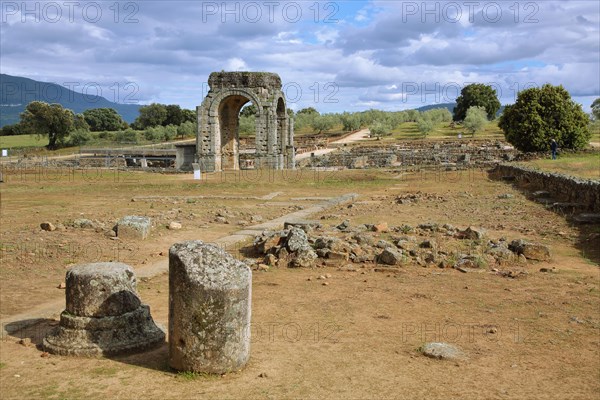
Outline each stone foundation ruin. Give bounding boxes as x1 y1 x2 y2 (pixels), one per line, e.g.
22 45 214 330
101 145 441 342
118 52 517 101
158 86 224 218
43 262 165 356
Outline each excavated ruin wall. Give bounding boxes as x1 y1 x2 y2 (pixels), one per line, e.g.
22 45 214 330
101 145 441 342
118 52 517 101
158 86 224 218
492 164 600 212
301 141 520 169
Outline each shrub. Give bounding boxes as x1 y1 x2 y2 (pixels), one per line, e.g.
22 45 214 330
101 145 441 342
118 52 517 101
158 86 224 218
115 129 138 144
66 129 91 146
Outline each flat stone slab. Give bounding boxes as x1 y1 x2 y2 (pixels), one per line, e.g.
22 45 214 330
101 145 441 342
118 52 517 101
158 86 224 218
550 202 586 211
117 215 151 240
532 190 551 198
573 213 600 224
283 220 322 231
534 197 556 205
421 342 466 360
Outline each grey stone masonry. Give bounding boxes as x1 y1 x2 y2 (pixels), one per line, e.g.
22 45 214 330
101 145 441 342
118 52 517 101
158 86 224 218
197 71 294 172
43 262 165 356
492 164 600 212
117 216 152 240
168 241 252 374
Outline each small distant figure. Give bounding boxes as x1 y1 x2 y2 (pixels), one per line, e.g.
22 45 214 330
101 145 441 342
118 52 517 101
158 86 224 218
550 139 558 160
458 133 462 139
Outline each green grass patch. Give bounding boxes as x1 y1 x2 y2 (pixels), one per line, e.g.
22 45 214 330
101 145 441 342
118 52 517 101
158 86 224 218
176 370 221 381
0 362 6 369
520 153 600 180
0 134 47 148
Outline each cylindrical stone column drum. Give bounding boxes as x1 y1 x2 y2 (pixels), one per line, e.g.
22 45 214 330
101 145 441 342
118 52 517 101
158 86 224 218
43 262 165 356
168 241 252 374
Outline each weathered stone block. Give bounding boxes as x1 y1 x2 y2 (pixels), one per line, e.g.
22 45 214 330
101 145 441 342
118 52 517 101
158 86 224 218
509 239 551 261
117 216 151 240
43 262 164 356
378 248 404 265
66 262 141 317
169 241 252 374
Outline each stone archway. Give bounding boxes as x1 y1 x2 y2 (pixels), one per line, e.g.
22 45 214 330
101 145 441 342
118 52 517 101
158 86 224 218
196 72 295 172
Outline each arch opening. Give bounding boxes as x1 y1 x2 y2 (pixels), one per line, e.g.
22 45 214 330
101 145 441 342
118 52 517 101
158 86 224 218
217 95 251 170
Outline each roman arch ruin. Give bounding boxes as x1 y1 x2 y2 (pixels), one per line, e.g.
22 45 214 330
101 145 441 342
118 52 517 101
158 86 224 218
196 71 295 172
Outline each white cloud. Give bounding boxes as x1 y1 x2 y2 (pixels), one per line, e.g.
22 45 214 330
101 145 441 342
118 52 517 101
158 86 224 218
0 0 597 112
225 58 249 71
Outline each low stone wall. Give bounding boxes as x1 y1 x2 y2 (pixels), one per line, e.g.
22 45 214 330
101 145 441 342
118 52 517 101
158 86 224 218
491 164 600 212
300 140 520 169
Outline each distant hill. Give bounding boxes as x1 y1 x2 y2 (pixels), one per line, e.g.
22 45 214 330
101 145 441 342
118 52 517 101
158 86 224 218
414 102 505 117
0 74 140 127
414 102 456 113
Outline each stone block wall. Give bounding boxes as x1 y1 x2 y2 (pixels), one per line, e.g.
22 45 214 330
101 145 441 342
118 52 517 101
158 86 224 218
491 164 600 212
301 140 519 169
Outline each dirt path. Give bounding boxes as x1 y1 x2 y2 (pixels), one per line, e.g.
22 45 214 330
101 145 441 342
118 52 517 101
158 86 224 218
295 129 371 161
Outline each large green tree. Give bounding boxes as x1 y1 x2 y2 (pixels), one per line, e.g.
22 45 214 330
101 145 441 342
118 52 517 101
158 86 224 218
453 83 501 121
164 104 184 126
297 107 319 116
498 84 591 152
181 108 196 123
133 103 168 129
20 101 75 149
83 108 127 131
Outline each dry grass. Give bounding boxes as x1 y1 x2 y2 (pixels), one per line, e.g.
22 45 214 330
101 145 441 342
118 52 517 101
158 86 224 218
520 153 600 180
0 167 598 399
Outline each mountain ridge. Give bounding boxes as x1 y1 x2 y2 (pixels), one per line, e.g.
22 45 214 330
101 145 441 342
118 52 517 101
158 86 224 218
0 74 141 127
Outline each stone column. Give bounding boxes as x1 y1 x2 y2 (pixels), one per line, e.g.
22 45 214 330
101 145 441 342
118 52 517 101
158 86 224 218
169 241 252 374
43 262 165 356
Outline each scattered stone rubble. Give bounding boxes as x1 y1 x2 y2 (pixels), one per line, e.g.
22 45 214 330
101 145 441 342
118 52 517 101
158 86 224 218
252 220 551 273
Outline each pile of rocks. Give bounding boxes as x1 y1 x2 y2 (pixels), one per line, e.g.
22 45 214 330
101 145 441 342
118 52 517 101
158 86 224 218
254 227 318 268
395 192 447 204
253 220 551 271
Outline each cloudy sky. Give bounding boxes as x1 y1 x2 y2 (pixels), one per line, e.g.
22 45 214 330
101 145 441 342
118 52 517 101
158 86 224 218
1 0 598 113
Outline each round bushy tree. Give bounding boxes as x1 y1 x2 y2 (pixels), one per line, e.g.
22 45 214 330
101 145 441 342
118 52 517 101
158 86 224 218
499 84 591 152
453 83 501 121
83 108 127 131
20 101 75 149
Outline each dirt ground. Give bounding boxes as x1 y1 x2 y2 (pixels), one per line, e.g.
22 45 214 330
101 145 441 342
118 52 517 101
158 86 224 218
0 166 598 399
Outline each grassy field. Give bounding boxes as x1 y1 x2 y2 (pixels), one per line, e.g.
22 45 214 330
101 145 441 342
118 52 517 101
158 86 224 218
293 120 505 141
386 120 505 141
520 152 600 180
0 134 47 149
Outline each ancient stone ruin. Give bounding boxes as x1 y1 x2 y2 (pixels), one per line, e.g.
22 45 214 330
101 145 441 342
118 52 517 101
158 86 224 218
168 241 252 374
197 71 294 172
116 216 152 240
43 262 165 356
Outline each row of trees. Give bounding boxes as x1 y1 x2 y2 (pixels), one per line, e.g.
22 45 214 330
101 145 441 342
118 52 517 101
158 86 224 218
3 84 595 153
1 101 198 149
